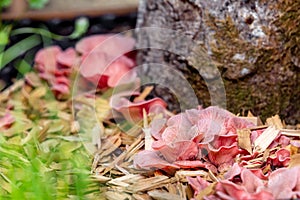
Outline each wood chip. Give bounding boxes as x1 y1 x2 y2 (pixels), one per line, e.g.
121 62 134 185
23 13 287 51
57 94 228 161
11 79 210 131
289 154 300 168
247 111 255 117
195 182 217 200
148 190 181 200
178 182 188 200
92 175 111 183
208 170 219 182
266 115 284 129
126 176 174 193
262 149 270 162
281 129 300 137
105 191 133 200
249 125 268 131
100 136 144 176
70 121 80 133
237 129 252 154
254 126 280 152
134 86 154 102
175 170 208 182
243 163 262 169
124 139 145 162
108 174 145 187
289 142 300 155
132 193 152 200
143 109 154 151
97 134 122 158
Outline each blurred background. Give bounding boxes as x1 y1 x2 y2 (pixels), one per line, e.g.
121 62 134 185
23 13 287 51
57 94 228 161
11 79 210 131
0 0 138 90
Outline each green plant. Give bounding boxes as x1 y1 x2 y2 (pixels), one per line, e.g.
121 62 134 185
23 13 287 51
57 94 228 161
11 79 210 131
0 0 48 10
0 80 101 199
27 0 49 9
0 0 11 9
0 17 89 76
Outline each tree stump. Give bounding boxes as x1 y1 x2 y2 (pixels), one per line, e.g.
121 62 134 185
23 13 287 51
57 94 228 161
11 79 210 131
136 0 300 124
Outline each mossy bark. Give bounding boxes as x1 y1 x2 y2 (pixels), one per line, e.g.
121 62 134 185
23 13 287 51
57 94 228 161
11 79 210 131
136 0 300 124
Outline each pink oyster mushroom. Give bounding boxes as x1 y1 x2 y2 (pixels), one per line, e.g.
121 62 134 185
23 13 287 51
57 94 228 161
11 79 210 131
112 97 167 123
80 52 136 89
188 164 300 199
188 164 271 200
134 106 253 172
34 46 77 99
0 112 15 129
77 34 137 89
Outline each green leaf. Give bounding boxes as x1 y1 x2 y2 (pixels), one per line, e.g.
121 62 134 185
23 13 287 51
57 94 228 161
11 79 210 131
15 59 32 75
0 0 12 8
0 146 30 164
27 0 48 9
0 25 12 46
0 31 9 46
69 17 89 39
11 27 63 40
0 35 41 69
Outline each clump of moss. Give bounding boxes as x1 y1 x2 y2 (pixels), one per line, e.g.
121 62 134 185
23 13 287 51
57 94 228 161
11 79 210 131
188 0 300 124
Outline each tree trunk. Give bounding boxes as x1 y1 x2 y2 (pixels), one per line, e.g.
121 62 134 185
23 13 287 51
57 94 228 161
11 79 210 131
136 0 300 124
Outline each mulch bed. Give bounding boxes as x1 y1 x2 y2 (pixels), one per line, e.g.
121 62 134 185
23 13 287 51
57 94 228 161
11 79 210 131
1 28 300 200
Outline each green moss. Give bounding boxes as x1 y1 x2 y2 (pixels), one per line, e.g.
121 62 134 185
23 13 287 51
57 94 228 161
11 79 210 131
188 0 300 123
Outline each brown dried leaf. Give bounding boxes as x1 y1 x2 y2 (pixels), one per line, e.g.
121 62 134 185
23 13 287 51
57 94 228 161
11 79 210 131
237 129 253 154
